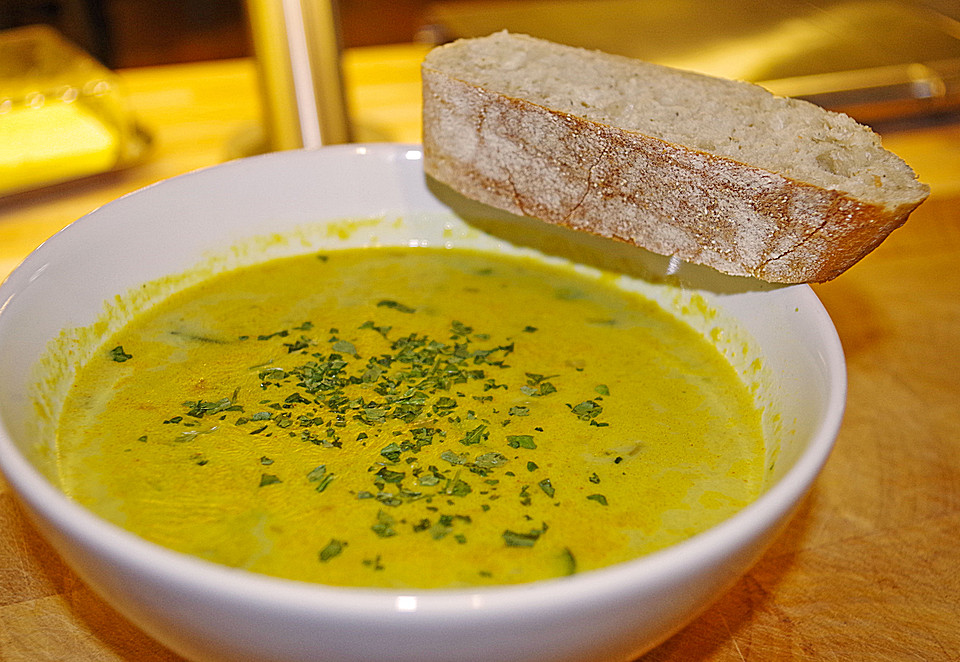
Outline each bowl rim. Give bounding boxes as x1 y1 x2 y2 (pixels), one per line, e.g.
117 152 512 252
0 143 847 616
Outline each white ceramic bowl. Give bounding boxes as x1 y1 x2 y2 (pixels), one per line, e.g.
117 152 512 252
0 144 845 662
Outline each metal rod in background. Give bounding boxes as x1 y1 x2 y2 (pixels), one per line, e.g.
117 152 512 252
246 0 352 151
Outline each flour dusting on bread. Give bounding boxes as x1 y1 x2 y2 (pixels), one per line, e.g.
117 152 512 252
421 31 929 283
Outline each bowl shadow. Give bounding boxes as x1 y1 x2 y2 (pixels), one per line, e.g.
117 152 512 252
636 491 819 661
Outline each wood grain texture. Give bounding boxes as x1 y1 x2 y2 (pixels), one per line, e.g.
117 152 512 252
1 54 959 661
648 191 960 661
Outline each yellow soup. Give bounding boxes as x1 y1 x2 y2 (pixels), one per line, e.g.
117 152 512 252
56 247 765 588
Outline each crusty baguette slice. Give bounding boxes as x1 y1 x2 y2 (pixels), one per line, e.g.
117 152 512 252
421 31 929 283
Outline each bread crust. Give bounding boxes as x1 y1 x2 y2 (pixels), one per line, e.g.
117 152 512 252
422 67 925 283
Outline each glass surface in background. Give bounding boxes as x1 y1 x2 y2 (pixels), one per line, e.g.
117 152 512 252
0 24 148 196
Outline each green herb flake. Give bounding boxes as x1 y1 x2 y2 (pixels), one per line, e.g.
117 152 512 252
429 518 451 540
284 338 310 353
380 442 402 463
183 389 242 418
570 400 603 420
332 339 357 355
474 452 509 469
307 465 335 493
538 478 556 498
433 396 458 411
587 493 609 506
502 528 542 547
108 346 133 362
362 555 385 571
358 320 392 338
507 434 536 449
371 510 398 538
412 518 432 533
376 300 416 313
556 288 584 301
259 473 282 487
561 547 577 575
459 424 488 446
450 320 473 336
446 477 472 497
538 382 557 396
595 384 610 396
284 392 311 405
375 466 405 484
257 330 289 341
518 484 532 506
440 450 466 466
319 539 346 562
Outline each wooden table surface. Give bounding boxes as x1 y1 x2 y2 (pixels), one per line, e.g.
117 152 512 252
1 49 959 662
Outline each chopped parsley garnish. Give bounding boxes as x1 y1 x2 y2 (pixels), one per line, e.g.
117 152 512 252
259 473 282 487
507 435 536 449
569 400 603 420
307 465 336 493
538 478 555 498
561 548 577 575
331 339 357 355
502 526 546 547
459 424 488 446
371 510 398 538
183 388 242 418
138 289 628 583
376 299 416 313
319 539 345 562
108 346 132 362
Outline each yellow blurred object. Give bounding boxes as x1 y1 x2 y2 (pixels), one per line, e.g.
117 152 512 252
0 25 149 196
245 0 351 150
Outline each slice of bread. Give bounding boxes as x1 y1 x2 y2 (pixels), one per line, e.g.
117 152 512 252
421 31 929 283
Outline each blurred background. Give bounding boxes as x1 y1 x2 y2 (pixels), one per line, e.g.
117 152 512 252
1 1 958 72
2 0 959 122
1 0 425 67
2 0 960 195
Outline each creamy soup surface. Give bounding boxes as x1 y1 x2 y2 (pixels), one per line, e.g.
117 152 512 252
57 247 765 588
